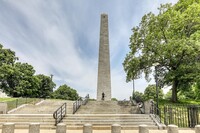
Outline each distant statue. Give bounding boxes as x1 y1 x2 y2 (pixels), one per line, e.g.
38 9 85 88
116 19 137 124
102 92 105 100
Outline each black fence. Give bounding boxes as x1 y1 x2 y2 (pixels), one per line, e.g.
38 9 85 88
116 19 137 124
53 103 67 126
160 105 200 128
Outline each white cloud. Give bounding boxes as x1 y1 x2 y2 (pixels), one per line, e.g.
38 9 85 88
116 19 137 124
0 0 178 100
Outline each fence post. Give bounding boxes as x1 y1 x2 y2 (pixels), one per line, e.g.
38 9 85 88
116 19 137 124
139 125 149 133
167 125 178 133
56 123 66 133
29 123 40 133
111 124 121 133
2 123 15 133
188 106 199 128
83 123 92 133
16 99 18 108
195 125 200 133
65 103 67 115
61 105 63 118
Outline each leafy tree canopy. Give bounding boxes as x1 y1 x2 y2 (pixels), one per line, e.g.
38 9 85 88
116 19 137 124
0 44 56 98
0 44 18 66
132 91 144 102
35 74 55 98
0 62 38 97
123 0 200 102
53 84 79 100
143 84 164 100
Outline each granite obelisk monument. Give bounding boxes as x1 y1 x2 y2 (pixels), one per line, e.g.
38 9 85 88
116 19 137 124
97 14 111 101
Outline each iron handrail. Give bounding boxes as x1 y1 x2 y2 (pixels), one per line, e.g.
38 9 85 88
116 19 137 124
82 94 89 105
53 103 67 126
150 101 161 123
73 98 81 114
73 94 89 114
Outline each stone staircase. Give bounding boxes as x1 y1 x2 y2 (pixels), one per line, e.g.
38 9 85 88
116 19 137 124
68 101 158 129
0 99 74 129
75 101 134 114
0 114 54 129
0 100 159 130
63 114 158 130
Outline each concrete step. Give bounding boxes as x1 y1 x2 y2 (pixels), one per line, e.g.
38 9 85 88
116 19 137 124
75 101 135 114
0 114 158 130
0 100 159 130
62 114 156 128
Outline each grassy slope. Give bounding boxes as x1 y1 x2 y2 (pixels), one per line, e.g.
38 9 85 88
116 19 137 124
159 99 200 106
0 98 17 102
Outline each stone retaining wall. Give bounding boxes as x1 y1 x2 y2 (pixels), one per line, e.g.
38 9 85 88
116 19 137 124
0 102 7 114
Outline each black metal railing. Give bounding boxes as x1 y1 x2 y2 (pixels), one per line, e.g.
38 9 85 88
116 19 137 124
53 103 67 126
82 94 89 105
73 98 82 114
73 94 89 114
150 101 161 123
161 105 200 128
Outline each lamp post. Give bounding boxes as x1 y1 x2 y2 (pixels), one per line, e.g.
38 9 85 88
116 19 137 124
133 79 135 98
50 74 53 81
155 65 159 115
153 63 159 115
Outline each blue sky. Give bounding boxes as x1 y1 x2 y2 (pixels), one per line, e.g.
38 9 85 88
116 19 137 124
0 0 178 100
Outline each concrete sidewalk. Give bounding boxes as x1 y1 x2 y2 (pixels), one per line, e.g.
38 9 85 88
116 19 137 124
0 129 195 133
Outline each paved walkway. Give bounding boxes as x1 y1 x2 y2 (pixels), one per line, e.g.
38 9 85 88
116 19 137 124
0 129 195 133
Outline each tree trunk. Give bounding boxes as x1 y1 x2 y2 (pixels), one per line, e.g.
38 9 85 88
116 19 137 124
172 80 178 103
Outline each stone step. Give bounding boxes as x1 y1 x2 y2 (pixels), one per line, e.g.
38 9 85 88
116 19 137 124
75 101 136 114
0 114 53 117
66 114 151 118
64 117 152 121
0 124 158 130
0 114 158 130
63 121 156 126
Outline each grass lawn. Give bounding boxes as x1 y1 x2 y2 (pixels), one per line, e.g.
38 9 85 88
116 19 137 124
0 97 41 111
0 98 17 102
159 99 200 106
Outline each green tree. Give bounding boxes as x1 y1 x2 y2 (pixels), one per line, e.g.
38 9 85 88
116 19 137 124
1 62 39 97
0 44 18 65
164 90 172 100
123 0 200 102
194 80 200 100
178 82 200 100
53 84 79 100
133 91 144 102
0 44 57 98
143 84 164 100
36 74 55 98
0 44 18 95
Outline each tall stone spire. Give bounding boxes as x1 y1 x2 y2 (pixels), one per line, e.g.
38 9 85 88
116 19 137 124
97 14 111 101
